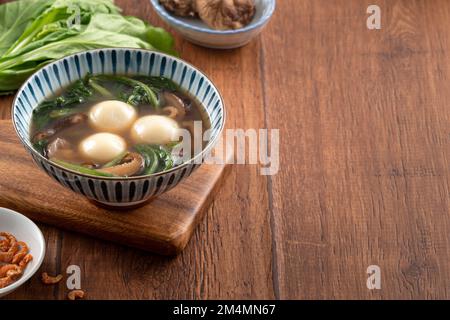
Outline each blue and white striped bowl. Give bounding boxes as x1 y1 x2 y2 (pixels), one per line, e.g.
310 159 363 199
150 0 276 49
12 48 225 207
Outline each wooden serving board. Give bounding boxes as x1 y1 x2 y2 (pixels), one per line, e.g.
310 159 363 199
0 120 230 255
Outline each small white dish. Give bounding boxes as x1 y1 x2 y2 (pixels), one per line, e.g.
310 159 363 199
0 207 45 298
150 0 276 49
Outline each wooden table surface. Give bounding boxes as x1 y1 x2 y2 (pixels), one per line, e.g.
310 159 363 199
2 0 450 300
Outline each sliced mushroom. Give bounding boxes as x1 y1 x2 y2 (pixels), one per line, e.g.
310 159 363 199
161 91 189 118
163 106 180 119
98 152 144 177
33 113 87 143
33 128 56 142
46 138 71 159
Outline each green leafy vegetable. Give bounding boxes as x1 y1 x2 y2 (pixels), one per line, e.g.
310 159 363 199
94 74 159 108
135 144 159 174
88 78 113 98
0 0 51 57
53 159 115 177
32 73 93 130
49 108 79 118
137 76 179 92
146 26 176 55
0 0 177 94
156 145 174 171
134 144 174 174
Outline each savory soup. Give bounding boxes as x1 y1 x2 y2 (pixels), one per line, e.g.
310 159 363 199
30 74 210 177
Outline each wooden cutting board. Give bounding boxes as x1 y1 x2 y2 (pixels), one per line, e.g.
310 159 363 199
0 120 231 255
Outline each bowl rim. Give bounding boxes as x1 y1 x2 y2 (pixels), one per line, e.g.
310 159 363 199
0 207 46 296
12 48 226 181
150 0 276 35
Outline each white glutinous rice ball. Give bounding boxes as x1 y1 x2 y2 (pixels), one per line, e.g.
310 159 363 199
131 115 179 145
79 133 126 163
89 100 137 133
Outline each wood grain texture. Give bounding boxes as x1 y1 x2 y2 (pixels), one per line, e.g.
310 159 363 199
2 0 450 299
0 121 231 255
262 0 450 299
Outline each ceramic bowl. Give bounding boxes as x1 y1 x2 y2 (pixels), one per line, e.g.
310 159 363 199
0 207 46 298
12 48 225 207
150 0 276 49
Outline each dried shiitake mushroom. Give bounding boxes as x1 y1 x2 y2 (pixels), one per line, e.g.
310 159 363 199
160 0 256 30
160 0 197 17
194 0 256 30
